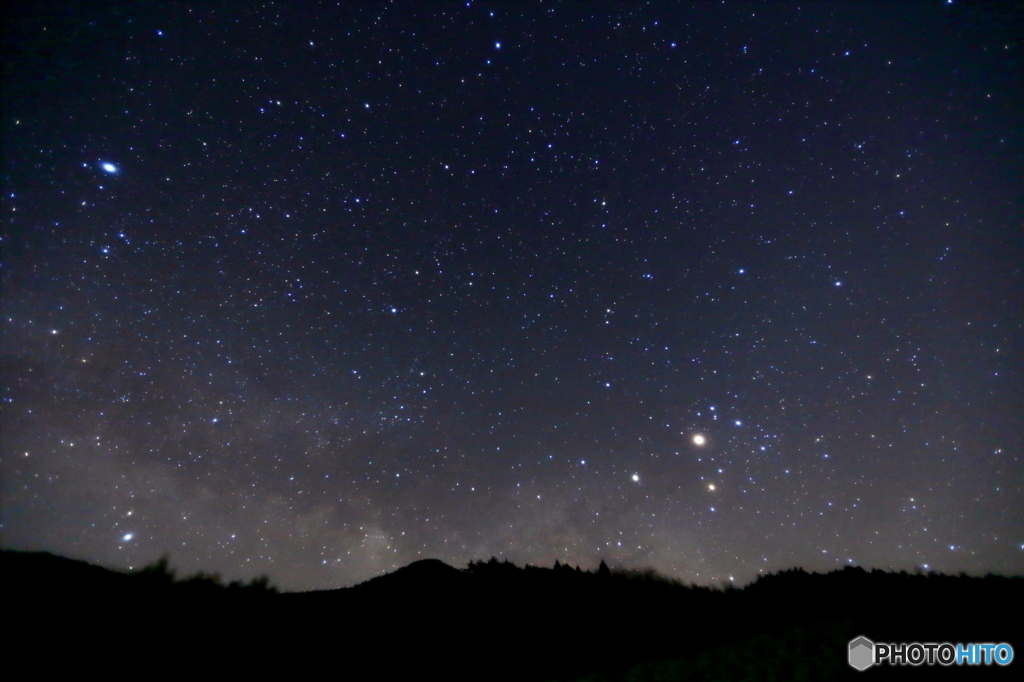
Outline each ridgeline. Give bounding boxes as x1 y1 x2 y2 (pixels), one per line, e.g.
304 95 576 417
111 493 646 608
3 550 1019 680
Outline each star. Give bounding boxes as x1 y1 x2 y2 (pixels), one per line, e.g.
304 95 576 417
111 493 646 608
1 0 1015 596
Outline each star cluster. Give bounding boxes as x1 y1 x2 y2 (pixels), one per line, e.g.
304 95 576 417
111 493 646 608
1 2 1020 590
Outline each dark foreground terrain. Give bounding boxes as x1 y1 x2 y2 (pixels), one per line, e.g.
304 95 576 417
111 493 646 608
2 551 1020 680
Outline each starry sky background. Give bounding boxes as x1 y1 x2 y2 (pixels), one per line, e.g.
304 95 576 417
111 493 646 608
2 1 1021 592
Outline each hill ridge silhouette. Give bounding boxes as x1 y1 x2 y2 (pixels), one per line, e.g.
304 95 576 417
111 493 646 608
3 549 1020 680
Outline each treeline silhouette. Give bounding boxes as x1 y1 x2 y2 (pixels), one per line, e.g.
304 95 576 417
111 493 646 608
1 549 276 597
133 555 277 595
2 550 1019 680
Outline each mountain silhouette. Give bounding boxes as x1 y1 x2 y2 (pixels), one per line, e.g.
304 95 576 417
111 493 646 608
3 550 1020 680
352 557 465 592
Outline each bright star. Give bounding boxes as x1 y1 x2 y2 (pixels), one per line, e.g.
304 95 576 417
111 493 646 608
631 474 639 482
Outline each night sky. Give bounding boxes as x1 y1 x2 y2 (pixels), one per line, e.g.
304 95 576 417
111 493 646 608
2 1 1021 592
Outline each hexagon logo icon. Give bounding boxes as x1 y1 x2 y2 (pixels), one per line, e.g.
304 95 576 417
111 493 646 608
849 636 874 671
